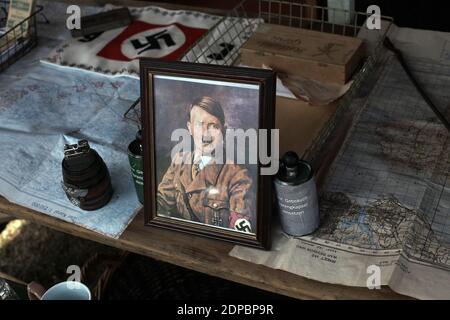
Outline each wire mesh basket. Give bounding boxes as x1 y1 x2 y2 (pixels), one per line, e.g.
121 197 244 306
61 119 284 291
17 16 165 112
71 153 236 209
0 0 43 72
183 0 393 66
124 0 394 170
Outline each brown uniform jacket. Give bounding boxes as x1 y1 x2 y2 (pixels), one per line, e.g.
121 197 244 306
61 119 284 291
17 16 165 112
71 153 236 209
157 151 255 230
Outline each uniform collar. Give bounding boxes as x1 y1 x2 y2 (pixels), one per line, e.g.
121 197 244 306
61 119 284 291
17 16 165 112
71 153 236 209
180 152 224 193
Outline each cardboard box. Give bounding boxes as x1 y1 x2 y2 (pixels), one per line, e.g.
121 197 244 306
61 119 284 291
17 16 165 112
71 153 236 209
240 24 365 84
275 96 337 157
6 0 36 38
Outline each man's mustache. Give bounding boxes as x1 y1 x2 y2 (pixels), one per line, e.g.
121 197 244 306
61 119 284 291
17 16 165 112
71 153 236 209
202 136 213 144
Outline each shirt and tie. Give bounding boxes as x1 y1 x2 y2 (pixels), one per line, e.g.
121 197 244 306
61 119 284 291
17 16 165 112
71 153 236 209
191 153 212 179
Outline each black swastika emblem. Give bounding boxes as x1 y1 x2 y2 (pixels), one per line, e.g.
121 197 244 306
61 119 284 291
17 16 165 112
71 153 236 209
234 219 252 233
207 42 235 60
130 30 176 55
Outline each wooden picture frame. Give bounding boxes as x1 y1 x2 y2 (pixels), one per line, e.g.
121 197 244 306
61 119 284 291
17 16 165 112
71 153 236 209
140 58 276 249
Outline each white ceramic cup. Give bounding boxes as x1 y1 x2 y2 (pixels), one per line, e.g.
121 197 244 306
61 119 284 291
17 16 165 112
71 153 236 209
28 281 91 300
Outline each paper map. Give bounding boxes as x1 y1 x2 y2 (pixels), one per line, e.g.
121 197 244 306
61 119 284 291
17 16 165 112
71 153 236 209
231 55 450 299
0 63 142 238
0 1 144 238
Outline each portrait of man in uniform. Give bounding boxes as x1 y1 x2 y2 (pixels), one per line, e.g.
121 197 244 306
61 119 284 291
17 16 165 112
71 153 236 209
156 95 256 233
141 60 275 248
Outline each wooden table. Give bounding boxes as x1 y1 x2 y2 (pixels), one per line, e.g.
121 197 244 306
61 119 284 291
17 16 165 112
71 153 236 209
0 197 409 300
0 212 12 224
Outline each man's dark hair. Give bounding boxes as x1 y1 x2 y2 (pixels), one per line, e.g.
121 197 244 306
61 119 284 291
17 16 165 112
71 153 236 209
187 96 225 126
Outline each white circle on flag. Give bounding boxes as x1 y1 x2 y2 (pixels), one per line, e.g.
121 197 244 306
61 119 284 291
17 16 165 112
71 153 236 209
121 24 186 60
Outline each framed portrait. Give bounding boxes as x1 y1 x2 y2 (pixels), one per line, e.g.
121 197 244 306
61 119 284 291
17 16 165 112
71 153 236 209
140 59 276 249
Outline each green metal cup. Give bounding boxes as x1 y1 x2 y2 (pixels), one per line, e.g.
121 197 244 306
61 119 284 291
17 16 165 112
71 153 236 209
128 133 144 205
